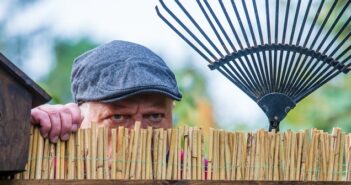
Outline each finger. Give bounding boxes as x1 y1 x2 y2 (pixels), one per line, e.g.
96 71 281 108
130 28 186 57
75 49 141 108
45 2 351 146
59 107 73 141
66 103 83 132
31 108 51 138
40 106 62 143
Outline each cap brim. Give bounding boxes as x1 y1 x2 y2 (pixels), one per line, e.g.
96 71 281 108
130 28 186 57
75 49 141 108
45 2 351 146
100 88 182 103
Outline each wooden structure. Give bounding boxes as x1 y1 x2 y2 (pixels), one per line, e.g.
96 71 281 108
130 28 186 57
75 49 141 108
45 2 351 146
0 53 51 177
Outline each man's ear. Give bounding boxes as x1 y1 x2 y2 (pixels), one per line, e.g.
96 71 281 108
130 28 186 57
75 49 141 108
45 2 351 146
172 101 176 109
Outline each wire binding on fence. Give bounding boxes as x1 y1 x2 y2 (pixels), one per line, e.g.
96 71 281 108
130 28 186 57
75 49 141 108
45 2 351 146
15 123 351 181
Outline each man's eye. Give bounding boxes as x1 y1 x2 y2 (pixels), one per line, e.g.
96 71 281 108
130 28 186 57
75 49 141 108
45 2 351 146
111 114 129 123
145 113 164 123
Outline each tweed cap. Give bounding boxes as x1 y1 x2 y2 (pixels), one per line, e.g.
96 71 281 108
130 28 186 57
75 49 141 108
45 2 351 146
71 40 182 104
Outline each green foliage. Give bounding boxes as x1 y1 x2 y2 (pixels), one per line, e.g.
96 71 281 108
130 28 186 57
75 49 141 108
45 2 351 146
172 65 209 126
40 39 97 104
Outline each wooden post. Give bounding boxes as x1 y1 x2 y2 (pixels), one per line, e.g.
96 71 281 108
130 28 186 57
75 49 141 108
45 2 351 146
54 140 61 179
116 127 124 179
84 129 91 179
23 126 34 179
97 127 104 179
162 130 168 180
91 123 97 179
124 128 133 179
76 130 84 179
41 138 50 179
207 128 214 180
67 133 75 179
146 127 153 179
30 127 39 179
231 132 238 180
48 143 55 179
157 129 164 179
197 129 202 180
224 131 232 179
60 140 66 179
166 129 176 180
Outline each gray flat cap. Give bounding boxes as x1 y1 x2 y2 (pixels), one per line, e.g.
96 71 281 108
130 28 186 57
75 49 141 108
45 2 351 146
71 40 182 104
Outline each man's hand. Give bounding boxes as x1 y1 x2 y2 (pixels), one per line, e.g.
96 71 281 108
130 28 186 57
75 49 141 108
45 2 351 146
31 103 83 143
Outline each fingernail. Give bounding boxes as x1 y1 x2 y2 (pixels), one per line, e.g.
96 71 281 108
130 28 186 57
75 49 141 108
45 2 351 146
62 134 70 141
71 124 78 132
52 136 59 143
40 131 48 138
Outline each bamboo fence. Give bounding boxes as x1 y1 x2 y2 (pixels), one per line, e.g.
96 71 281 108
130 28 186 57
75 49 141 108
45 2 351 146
15 123 351 181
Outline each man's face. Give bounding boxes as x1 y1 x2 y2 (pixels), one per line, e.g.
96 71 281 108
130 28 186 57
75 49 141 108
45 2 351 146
81 93 173 129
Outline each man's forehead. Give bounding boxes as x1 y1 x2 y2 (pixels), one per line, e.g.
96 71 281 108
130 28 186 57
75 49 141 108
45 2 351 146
110 93 172 108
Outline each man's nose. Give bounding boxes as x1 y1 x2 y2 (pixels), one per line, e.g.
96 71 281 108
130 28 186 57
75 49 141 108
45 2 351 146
131 114 147 129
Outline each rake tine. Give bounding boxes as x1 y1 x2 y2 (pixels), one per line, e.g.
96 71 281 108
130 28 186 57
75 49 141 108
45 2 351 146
285 0 325 95
203 0 235 52
296 60 349 103
344 55 351 67
226 61 262 97
217 66 258 99
292 57 326 99
172 0 223 59
196 0 230 55
276 0 291 92
204 0 267 96
297 46 351 100
322 16 351 56
252 0 271 94
283 0 313 93
295 5 351 98
241 0 258 47
241 0 269 95
280 0 302 92
226 59 262 96
288 0 302 45
317 1 351 52
219 0 268 95
218 0 244 50
237 58 266 96
295 44 351 99
329 32 351 57
302 0 326 48
229 0 266 94
230 0 252 48
308 0 338 50
335 46 351 61
265 0 274 92
272 0 280 92
156 3 214 63
289 0 339 97
218 62 260 98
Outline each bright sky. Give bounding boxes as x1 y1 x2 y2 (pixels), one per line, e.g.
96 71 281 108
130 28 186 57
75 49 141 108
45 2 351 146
3 0 267 129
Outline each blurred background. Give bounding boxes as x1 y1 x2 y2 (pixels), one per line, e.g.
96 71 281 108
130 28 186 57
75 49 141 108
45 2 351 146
0 0 350 132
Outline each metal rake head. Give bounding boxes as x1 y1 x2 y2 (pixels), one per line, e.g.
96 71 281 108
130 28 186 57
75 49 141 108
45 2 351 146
156 0 351 131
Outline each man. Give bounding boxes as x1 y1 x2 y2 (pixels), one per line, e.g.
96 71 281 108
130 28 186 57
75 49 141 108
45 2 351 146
31 40 182 143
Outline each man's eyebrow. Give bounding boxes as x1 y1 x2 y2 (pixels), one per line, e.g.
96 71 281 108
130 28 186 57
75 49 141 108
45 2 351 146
146 100 168 108
110 101 133 109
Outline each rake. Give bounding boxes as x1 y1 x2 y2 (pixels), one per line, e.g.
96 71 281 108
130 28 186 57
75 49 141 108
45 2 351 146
156 0 351 131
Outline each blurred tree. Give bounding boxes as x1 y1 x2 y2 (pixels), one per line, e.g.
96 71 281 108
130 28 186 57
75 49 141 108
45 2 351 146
41 38 97 104
0 0 45 66
173 65 216 131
